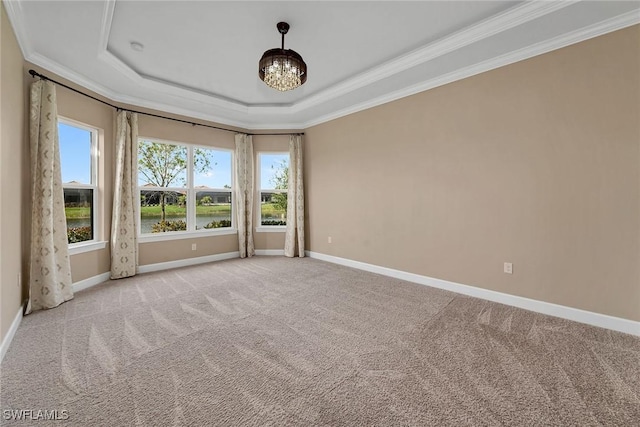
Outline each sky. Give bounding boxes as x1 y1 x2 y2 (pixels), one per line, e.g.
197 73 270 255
193 149 232 189
136 142 233 189
59 123 289 190
59 122 92 184
260 153 289 190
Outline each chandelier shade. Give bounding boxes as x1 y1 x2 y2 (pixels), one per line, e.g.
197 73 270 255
259 22 307 92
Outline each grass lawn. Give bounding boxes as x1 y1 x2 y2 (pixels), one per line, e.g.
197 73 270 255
65 207 91 219
66 203 286 219
261 203 286 218
140 204 232 217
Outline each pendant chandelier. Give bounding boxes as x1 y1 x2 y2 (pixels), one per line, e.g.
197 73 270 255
259 22 307 91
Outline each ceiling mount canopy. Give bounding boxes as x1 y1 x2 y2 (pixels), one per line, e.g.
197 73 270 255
259 22 307 92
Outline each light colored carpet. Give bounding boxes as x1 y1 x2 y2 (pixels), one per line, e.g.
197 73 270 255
1 256 638 426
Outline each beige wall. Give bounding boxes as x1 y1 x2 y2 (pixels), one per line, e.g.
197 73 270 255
4 13 637 339
304 26 640 321
134 120 291 265
135 114 239 266
0 3 26 341
17 64 292 277
54 72 115 283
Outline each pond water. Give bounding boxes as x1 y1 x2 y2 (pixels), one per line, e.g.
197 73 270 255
67 214 232 234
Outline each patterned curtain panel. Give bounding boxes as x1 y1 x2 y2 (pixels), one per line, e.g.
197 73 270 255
26 80 73 314
284 135 305 257
235 134 255 258
110 110 139 279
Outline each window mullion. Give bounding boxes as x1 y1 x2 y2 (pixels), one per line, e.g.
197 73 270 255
187 146 195 231
59 119 99 246
138 140 233 235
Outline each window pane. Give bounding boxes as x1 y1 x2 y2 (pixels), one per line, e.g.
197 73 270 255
261 191 287 226
194 148 232 189
196 191 232 229
138 140 187 188
140 190 187 233
260 154 289 190
64 188 93 243
59 122 92 185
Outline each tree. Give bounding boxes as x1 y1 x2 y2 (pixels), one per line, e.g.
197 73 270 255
200 195 212 205
138 141 211 222
270 159 289 214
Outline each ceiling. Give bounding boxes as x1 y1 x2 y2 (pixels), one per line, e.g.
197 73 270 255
5 1 640 129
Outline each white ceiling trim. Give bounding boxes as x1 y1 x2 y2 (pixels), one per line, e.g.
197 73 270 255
97 0 115 53
6 1 639 130
3 0 31 59
97 2 254 114
96 0 143 86
5 0 258 129
24 52 260 130
303 9 640 129
97 0 573 115
289 0 575 114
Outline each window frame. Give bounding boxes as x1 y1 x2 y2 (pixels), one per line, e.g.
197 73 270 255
136 137 236 242
256 151 289 233
58 117 101 252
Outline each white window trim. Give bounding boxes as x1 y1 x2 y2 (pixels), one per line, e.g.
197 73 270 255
68 240 108 255
138 228 237 243
256 151 289 232
137 137 236 240
255 226 286 233
59 117 100 249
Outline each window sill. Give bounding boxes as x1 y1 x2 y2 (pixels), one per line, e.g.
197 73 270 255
139 228 237 243
68 240 108 255
255 226 287 233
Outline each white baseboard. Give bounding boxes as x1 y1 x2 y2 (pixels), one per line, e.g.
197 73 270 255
138 251 240 274
255 249 285 256
72 272 111 292
1 303 24 363
306 251 640 337
3 272 115 361
72 252 241 292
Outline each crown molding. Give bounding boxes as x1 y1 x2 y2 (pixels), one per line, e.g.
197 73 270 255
97 0 115 52
3 0 31 58
26 49 302 130
8 0 639 130
291 0 575 113
26 51 119 102
302 9 640 129
96 1 252 114
25 51 256 129
92 0 574 116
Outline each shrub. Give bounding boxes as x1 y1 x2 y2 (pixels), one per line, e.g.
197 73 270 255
261 220 286 226
67 226 92 243
203 219 232 229
152 220 187 233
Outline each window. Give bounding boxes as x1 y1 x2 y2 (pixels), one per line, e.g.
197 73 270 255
258 153 289 227
138 138 233 235
59 119 98 245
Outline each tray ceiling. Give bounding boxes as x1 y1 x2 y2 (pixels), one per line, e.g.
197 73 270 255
5 1 640 129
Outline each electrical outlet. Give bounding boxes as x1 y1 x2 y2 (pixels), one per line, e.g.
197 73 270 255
191 243 197 251
328 236 332 244
504 262 513 274
17 273 21 288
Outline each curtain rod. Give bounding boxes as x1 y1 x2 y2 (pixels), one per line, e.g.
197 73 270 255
28 69 304 137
